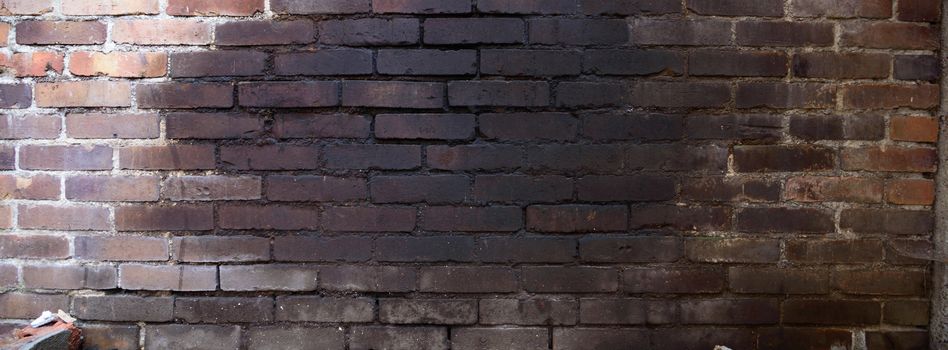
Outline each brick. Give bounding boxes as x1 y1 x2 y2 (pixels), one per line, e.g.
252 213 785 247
239 81 339 107
0 174 59 200
119 145 215 170
652 329 757 350
274 49 372 76
527 205 627 233
219 205 319 230
378 49 476 75
220 265 317 291
681 299 780 325
319 265 415 292
736 207 835 233
482 49 581 76
171 51 267 77
895 55 940 81
371 175 469 203
0 115 59 139
729 267 829 294
216 20 315 46
530 19 628 45
842 84 939 110
350 327 448 350
221 145 318 170
583 49 683 76
376 114 473 140
75 236 168 261
113 19 211 45
66 113 159 139
0 84 30 108
0 52 64 77
789 114 885 141
690 50 788 77
793 52 889 79
630 19 731 46
790 0 891 18
686 238 781 263
629 205 731 231
167 0 263 15
581 0 680 14
480 298 577 325
274 236 371 262
374 0 471 13
380 299 476 324
787 239 884 264
69 52 165 78
119 264 216 291
320 19 419 45
272 0 369 13
36 81 130 107
688 0 783 16
66 176 160 202
481 113 577 141
898 0 940 21
681 177 780 202
887 179 935 205
80 325 138 350
74 295 172 322
557 82 631 107
246 327 344 350
866 331 929 350
376 236 474 262
173 236 269 262
23 264 116 289
175 297 272 323
577 175 675 202
834 269 926 296
885 300 929 326
137 82 233 109
0 293 69 318
737 21 834 46
631 82 731 108
166 113 262 139
783 299 881 325
736 82 836 109
422 206 522 232
323 207 416 232
553 329 649 350
452 328 549 350
0 0 54 15
621 267 724 294
478 237 575 263
16 21 106 44
325 145 421 170
274 114 371 139
478 0 577 14
686 114 781 142
580 299 676 325
523 266 617 293
19 205 109 231
841 22 937 49
427 145 522 171
474 175 570 203
144 325 239 350
758 328 853 350
579 236 680 263
419 267 518 293
267 176 366 202
527 144 727 174
342 81 443 109
115 205 213 231
841 208 932 235
19 145 111 171
276 296 374 322
163 176 261 201
62 0 157 14
449 81 549 107
785 176 883 203
841 146 937 172
733 145 835 172
424 18 523 44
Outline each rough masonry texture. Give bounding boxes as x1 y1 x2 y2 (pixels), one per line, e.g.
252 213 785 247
0 0 941 349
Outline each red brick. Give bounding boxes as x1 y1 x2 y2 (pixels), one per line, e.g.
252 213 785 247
0 174 59 200
20 145 113 171
163 176 261 201
842 84 939 110
685 238 781 263
0 114 60 139
423 206 522 232
66 176 159 202
36 81 131 107
16 21 106 44
69 52 166 78
239 82 338 107
115 205 214 231
66 113 159 139
113 19 212 45
785 176 883 203
119 145 215 170
62 0 157 15
841 22 937 49
841 146 937 172
221 145 318 170
886 179 935 205
0 51 64 77
119 264 216 291
733 145 835 172
898 0 940 21
0 235 69 259
75 236 168 261
166 113 263 139
137 82 233 109
323 207 416 232
216 20 315 46
167 0 263 16
0 0 54 15
174 236 269 262
266 176 366 202
681 177 780 202
0 264 18 287
890 116 938 142
219 205 319 230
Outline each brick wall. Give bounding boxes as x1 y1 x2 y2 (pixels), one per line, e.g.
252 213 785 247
0 0 941 349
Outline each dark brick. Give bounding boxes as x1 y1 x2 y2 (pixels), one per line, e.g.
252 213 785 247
690 50 788 77
680 299 780 325
374 0 471 13
239 81 339 107
379 299 476 324
80 325 139 350
686 238 781 263
219 205 318 230
842 84 939 110
427 145 522 171
737 21 834 46
119 264 216 291
481 113 577 141
737 207 835 233
527 205 628 233
793 52 890 79
790 0 891 18
787 239 885 264
319 265 416 292
583 49 683 76
350 327 448 350
898 0 940 21
652 328 757 350
452 328 549 350
481 49 581 76
323 207 416 232
246 327 345 350
478 0 578 14
75 236 168 261
276 296 374 322
842 146 937 172
216 20 315 45
737 82 836 109
0 84 32 108
449 81 549 107
688 0 784 16
580 299 676 325
841 208 932 235
631 81 731 108
422 206 522 232
866 331 929 350
16 21 106 44
729 267 830 294
170 51 266 77
166 113 262 139
582 0 680 14
424 18 523 44
553 328 649 350
20 145 112 170
884 300 929 326
219 265 318 291
371 175 469 203
274 236 371 262
343 81 444 109
629 205 731 231
173 236 269 263
115 205 213 231
480 298 577 325
681 177 780 202
419 266 518 293
630 19 731 46
733 145 835 172
523 266 618 293
326 145 421 170
789 114 885 141
221 145 318 170
162 176 261 201
834 269 926 296
785 176 883 204
378 49 476 75
19 204 110 231
577 175 675 202
895 55 940 81
783 299 881 325
623 268 724 294
144 325 240 350
267 176 366 202
375 114 474 140
22 264 115 289
274 49 373 76
579 236 681 263
557 82 632 107
376 236 474 262
119 145 214 170
0 293 70 318
273 114 371 139
272 0 369 13
320 18 418 45
137 82 233 109
530 18 628 45
175 297 273 323
474 175 572 203
841 22 937 50
74 295 172 322
476 237 576 263
758 328 853 350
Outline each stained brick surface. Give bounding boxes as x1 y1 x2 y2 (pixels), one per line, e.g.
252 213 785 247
0 0 939 348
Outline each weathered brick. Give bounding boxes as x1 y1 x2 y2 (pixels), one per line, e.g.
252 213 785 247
424 18 524 44
66 113 159 139
690 50 788 77
427 145 522 171
171 51 267 77
376 114 473 140
787 239 885 264
681 299 780 325
0 0 54 15
137 82 233 109
580 299 676 325
80 325 139 350
474 175 571 203
737 21 834 46
113 19 211 45
886 179 935 205
166 113 262 139
422 206 522 232
531 19 628 45
119 145 215 170
36 81 130 107
220 265 318 291
527 205 627 233
630 205 731 231
350 327 448 350
478 0 578 14
834 269 926 296
272 0 369 14
319 265 416 292
583 49 683 76
630 19 731 46
239 81 339 107
0 52 64 77
631 81 731 108
842 84 939 110
419 267 518 293
840 208 933 235
866 331 929 350
275 49 372 76
73 295 172 322
736 207 835 233
841 22 937 49
16 21 106 44
577 175 674 202
119 264 216 291
898 0 940 21
729 267 829 294
480 298 577 325
688 0 783 16
890 116 938 143
0 84 30 108
0 293 69 318
167 0 263 16
0 114 59 139
378 49 476 75
323 207 416 232
685 114 782 142
478 237 575 263
482 49 581 76
789 114 885 141
523 266 617 293
481 113 576 141
371 175 469 204
380 299 476 324
267 176 366 202
653 329 757 350
790 0 891 18
115 205 214 231
580 236 680 263
219 205 319 230
885 300 929 326
733 145 835 172
343 81 444 109
841 146 937 172
175 297 273 323
173 236 270 262
452 328 549 350
274 114 371 139
69 52 166 78
23 264 116 289
793 52 890 79
449 81 549 107
221 145 318 170
736 82 836 109
325 145 421 170
0 174 59 200
216 20 315 46
582 0 680 14
66 175 159 202
19 204 109 231
783 299 881 325
62 0 157 15
320 19 419 45
785 176 883 203
376 236 474 262
75 236 168 261
686 238 781 263
895 55 939 81
144 325 239 350
163 176 261 201
274 236 371 262
681 177 780 202
276 296 374 322
558 82 632 107
374 0 471 13
246 327 344 350
553 328 649 350
758 328 853 350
